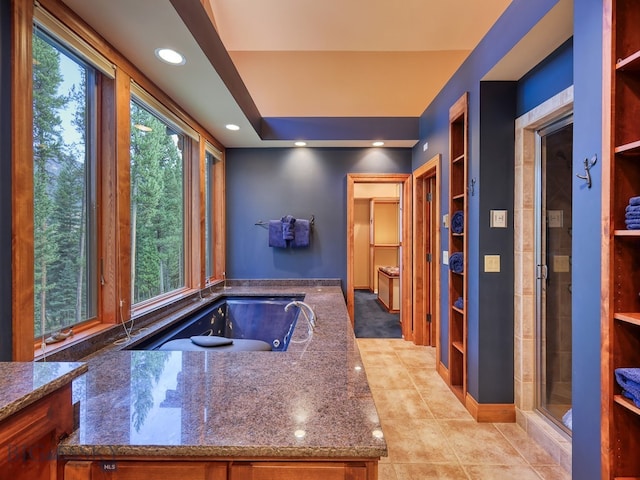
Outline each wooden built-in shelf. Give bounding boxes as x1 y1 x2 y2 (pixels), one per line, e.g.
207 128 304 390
447 92 468 409
603 2 640 477
616 50 640 71
614 313 640 327
614 140 640 156
614 230 640 237
614 395 640 416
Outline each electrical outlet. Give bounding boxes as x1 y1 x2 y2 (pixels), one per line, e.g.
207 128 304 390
484 255 500 272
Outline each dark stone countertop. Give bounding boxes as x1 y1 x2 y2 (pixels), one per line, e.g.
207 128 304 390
0 361 87 423
58 283 387 459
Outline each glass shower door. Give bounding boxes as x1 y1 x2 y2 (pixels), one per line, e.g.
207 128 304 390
535 115 573 434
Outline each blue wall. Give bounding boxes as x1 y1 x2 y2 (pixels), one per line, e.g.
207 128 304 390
517 38 574 116
225 148 412 288
413 0 561 371
474 81 517 403
411 0 602 474
0 0 11 361
571 0 603 476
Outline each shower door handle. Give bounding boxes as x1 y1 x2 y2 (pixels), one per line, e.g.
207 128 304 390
536 264 548 280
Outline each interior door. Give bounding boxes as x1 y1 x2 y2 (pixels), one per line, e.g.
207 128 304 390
424 176 436 346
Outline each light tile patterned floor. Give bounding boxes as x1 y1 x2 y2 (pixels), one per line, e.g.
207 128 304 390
356 339 571 480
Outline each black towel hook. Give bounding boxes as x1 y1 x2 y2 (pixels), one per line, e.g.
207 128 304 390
576 154 597 189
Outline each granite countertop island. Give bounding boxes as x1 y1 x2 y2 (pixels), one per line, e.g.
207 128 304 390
58 283 387 463
0 361 87 423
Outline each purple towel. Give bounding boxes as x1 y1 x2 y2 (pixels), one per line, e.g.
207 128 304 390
451 210 464 234
626 204 640 213
281 215 296 240
268 220 287 248
626 222 640 230
615 368 640 407
454 296 463 309
449 252 464 274
291 219 310 248
629 196 640 206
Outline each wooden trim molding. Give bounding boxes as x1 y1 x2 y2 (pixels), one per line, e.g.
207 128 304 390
465 393 516 423
11 0 35 360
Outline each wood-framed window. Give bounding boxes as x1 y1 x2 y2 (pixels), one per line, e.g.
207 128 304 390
11 0 226 360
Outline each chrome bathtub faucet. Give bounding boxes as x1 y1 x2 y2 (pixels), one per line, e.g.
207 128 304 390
284 301 316 328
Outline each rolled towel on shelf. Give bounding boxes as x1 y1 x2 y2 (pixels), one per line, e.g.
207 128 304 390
449 252 464 274
629 196 640 206
615 368 640 407
626 204 640 213
625 222 640 230
453 296 464 310
625 211 640 219
281 215 296 241
451 210 464 234
268 220 287 248
291 219 311 248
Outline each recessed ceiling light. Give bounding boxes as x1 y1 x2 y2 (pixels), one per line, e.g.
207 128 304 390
225 124 240 131
294 429 306 438
372 141 385 147
155 48 185 65
294 141 307 147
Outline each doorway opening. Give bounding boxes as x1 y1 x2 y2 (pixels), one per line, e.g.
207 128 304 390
353 184 402 338
346 174 412 340
535 114 573 434
514 86 573 467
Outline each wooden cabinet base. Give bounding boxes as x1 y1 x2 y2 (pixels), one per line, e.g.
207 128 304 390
0 384 74 480
61 458 379 480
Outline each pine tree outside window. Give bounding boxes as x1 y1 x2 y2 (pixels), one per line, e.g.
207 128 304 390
130 99 186 305
32 29 97 339
204 148 215 280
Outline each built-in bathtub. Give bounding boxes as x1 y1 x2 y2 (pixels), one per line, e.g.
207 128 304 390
129 295 304 352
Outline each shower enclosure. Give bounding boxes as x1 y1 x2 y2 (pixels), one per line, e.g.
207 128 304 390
535 114 573 434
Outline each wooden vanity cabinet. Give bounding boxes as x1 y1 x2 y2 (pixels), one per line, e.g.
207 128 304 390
229 460 375 480
0 384 74 480
62 460 227 480
61 459 378 480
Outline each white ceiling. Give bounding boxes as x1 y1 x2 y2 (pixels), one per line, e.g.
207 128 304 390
59 0 571 148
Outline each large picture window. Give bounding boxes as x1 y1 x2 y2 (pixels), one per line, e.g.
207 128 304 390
32 29 97 338
130 99 185 305
204 148 216 280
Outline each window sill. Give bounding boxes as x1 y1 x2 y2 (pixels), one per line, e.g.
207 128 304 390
34 322 113 360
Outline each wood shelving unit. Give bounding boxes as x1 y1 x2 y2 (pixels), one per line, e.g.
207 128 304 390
603 1 640 477
448 92 468 404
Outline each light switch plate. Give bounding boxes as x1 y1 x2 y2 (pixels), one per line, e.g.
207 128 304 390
443 250 449 265
490 210 507 228
443 214 449 228
484 254 500 272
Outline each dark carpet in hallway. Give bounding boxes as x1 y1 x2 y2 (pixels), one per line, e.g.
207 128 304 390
354 290 402 338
